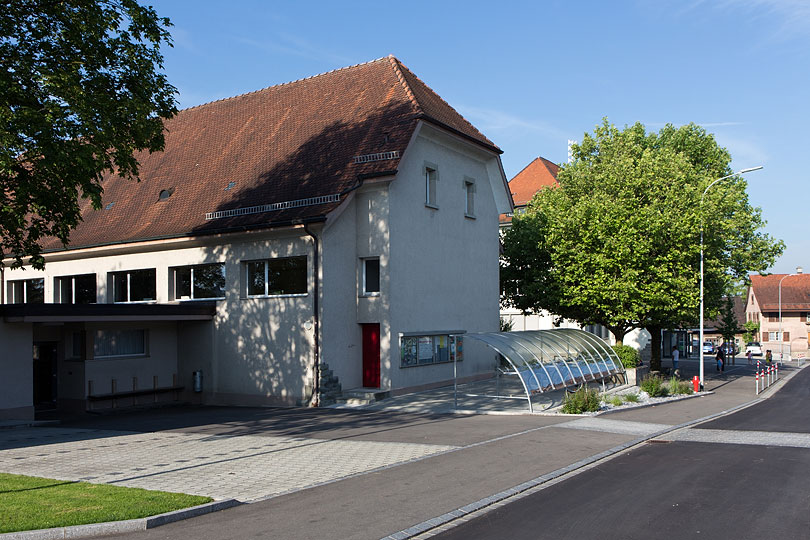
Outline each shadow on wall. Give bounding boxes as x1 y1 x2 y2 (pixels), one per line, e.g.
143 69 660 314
186 101 420 405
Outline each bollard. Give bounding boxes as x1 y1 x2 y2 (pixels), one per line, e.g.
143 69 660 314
693 376 700 393
756 370 760 395
776 363 779 381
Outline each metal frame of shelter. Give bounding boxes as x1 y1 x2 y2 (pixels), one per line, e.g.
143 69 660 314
452 329 625 413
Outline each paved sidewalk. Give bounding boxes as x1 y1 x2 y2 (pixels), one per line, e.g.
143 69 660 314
0 359 802 539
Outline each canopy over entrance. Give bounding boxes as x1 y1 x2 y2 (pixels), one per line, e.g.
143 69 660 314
455 329 624 412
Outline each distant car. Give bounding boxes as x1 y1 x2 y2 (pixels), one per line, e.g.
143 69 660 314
746 342 763 357
721 342 739 356
702 342 715 354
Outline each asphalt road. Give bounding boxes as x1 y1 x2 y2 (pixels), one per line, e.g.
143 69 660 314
433 367 810 540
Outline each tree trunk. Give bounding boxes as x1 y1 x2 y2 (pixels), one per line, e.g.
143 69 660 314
649 325 662 372
610 327 627 346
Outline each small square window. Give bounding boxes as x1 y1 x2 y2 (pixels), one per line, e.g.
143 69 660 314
363 258 380 295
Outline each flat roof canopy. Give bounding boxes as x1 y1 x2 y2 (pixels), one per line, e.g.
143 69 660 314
458 329 624 412
0 302 217 323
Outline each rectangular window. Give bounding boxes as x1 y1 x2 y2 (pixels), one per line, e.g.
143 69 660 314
94 329 146 358
69 331 86 360
362 258 380 295
425 164 438 208
245 256 307 297
8 278 44 304
400 334 462 367
111 269 156 303
768 331 782 342
174 263 225 300
56 274 96 304
464 178 475 218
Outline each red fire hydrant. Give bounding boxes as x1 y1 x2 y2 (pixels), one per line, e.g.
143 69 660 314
692 376 700 392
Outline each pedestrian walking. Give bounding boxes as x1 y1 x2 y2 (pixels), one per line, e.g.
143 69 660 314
716 347 724 372
747 349 753 365
766 350 773 364
672 345 680 373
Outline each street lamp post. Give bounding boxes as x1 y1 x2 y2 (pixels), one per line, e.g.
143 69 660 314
699 166 763 390
778 267 804 362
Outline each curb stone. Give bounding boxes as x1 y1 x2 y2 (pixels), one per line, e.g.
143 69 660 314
0 499 242 540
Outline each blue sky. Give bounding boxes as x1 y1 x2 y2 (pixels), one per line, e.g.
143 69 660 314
151 0 808 274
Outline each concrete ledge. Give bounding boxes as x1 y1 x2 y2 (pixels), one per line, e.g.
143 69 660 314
0 499 242 540
624 365 649 386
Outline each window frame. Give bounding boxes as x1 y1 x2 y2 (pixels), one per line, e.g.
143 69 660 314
424 162 439 209
110 269 157 303
463 176 476 218
244 256 308 298
93 329 148 359
173 263 226 301
55 274 97 304
8 278 45 304
361 257 381 297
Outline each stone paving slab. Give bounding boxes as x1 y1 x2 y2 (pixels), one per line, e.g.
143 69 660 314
662 428 810 448
554 417 673 436
0 428 457 501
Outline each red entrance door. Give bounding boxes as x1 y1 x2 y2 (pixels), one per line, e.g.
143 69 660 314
362 323 381 388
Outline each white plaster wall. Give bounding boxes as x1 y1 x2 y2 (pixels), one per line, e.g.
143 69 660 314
386 124 505 390
0 321 33 419
84 322 178 394
4 227 316 405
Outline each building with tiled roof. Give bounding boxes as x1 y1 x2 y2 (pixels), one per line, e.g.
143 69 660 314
1 57 512 419
746 271 810 359
499 156 559 226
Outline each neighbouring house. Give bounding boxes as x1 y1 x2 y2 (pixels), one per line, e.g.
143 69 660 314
497 156 650 358
1 56 513 420
746 271 810 359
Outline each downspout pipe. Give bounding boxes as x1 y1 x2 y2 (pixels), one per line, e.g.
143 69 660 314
304 222 321 407
300 171 388 406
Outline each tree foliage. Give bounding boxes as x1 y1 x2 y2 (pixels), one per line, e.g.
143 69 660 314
1 0 177 268
501 119 783 369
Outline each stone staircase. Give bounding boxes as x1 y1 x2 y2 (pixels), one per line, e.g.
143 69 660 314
335 388 390 406
318 363 343 406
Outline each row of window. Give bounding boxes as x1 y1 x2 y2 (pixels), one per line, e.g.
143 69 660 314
424 163 476 218
6 257 308 304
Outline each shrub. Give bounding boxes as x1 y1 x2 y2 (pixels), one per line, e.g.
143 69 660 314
624 392 640 403
640 375 669 397
668 377 694 395
612 344 640 369
608 395 624 407
562 386 602 414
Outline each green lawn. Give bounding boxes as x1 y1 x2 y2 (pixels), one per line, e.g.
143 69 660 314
0 473 212 533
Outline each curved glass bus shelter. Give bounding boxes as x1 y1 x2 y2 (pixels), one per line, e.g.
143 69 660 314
456 329 625 413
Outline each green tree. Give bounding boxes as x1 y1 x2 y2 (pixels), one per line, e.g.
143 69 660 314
716 296 742 350
1 0 177 269
501 119 783 370
742 321 760 344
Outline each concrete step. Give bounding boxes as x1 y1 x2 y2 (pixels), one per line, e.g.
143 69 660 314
335 388 390 406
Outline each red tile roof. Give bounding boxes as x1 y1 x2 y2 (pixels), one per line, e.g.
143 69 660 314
499 156 559 224
43 56 501 251
750 273 810 311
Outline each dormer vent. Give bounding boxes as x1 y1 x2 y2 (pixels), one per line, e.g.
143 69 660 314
158 188 175 201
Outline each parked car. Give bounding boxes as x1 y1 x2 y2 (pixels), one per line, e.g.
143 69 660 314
746 342 763 357
702 342 715 354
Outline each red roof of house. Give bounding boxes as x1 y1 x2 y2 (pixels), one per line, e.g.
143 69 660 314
750 273 810 311
43 56 500 251
499 156 559 224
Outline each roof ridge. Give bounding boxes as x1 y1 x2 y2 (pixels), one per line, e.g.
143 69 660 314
387 55 421 112
181 56 392 112
509 157 542 182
